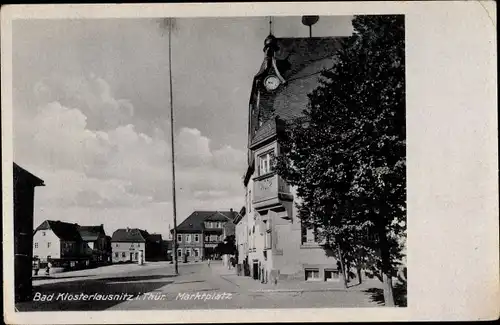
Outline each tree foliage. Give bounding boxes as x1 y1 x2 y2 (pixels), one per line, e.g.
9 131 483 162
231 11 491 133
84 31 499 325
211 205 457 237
275 15 406 306
215 235 237 256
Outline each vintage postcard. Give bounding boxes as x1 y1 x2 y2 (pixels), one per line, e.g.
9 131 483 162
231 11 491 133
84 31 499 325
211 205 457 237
1 1 498 324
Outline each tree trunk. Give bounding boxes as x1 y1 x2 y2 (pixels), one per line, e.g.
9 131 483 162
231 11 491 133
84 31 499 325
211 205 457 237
377 224 396 307
382 271 395 306
336 244 348 289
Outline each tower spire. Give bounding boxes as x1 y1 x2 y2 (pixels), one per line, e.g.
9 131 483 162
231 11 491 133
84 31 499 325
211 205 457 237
269 16 273 35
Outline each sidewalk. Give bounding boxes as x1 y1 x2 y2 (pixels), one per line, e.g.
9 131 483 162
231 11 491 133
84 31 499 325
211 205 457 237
210 263 383 293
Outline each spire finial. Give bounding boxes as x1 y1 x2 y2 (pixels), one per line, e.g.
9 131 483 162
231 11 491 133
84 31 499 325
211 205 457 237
269 16 273 35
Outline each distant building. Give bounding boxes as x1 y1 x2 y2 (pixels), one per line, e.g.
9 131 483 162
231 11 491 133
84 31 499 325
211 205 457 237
145 233 164 261
33 220 91 267
14 163 44 302
105 235 112 262
111 228 148 263
173 210 238 262
162 240 173 261
77 225 110 265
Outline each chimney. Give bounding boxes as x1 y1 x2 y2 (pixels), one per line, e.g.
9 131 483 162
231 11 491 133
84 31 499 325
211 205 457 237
230 208 233 212
126 227 130 232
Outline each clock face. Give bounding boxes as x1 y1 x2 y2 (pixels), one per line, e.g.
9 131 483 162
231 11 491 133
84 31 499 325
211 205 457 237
264 75 281 91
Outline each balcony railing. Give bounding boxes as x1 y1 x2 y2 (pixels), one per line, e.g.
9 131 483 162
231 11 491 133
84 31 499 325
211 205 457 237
252 173 292 211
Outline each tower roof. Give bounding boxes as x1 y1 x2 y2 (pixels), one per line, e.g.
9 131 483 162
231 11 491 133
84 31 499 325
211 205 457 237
249 36 347 148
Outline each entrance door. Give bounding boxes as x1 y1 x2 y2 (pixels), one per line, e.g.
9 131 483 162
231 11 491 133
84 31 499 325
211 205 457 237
252 261 259 280
129 252 133 261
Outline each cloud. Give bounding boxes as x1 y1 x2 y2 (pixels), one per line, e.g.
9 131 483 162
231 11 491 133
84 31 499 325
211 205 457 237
14 74 246 237
32 74 134 130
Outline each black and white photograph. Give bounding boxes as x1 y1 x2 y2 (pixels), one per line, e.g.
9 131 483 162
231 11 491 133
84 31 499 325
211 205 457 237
10 12 407 311
2 2 498 324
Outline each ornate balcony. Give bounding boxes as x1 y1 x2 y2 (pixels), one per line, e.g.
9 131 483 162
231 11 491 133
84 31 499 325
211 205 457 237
252 173 293 214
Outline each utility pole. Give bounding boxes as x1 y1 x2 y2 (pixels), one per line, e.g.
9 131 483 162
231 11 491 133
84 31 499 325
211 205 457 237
168 17 179 276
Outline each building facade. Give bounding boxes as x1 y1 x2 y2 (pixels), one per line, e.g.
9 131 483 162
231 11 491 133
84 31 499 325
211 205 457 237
33 220 91 268
78 225 110 265
237 33 350 284
111 228 147 263
174 210 238 262
13 163 44 302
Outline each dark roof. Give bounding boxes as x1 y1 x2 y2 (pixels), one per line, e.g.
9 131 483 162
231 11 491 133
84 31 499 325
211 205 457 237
35 220 82 241
13 163 45 187
250 37 345 147
111 228 148 242
148 234 163 242
251 118 276 147
78 225 105 241
175 210 237 233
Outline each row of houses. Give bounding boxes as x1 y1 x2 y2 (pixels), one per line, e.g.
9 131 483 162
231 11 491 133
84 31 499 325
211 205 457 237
33 220 110 268
33 221 172 267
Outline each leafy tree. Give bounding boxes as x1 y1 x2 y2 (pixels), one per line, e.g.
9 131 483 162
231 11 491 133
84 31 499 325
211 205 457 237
215 235 237 256
275 15 405 306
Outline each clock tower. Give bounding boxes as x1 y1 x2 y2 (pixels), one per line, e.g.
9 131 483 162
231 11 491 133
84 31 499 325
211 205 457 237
259 33 286 92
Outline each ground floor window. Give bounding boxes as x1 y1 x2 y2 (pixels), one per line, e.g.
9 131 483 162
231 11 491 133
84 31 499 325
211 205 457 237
193 248 200 257
114 252 118 258
305 268 320 281
135 252 138 260
324 269 340 281
121 252 126 258
185 248 191 257
177 249 182 257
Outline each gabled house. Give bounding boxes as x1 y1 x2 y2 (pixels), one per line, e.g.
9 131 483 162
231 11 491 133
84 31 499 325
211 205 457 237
111 228 148 263
14 163 44 302
33 220 90 266
77 225 110 264
173 209 238 262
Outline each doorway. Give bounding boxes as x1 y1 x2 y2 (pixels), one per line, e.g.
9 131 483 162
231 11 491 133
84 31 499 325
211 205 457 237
129 252 133 261
252 261 259 280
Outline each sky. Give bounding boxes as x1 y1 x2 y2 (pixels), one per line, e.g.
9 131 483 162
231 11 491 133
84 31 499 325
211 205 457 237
12 16 353 239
